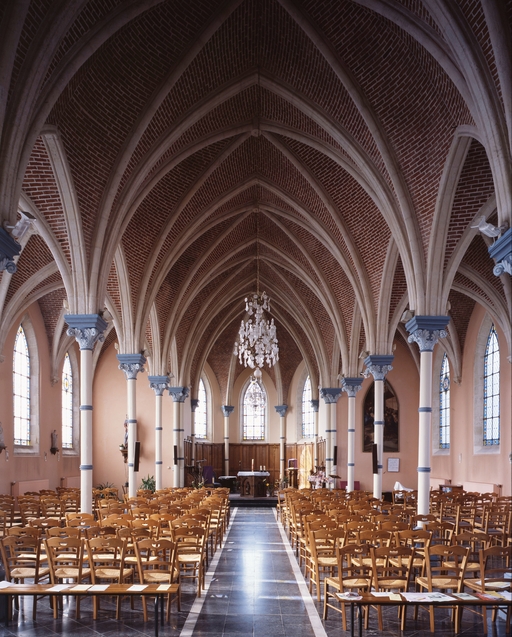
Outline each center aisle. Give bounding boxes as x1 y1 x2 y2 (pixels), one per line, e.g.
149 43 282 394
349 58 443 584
181 507 327 637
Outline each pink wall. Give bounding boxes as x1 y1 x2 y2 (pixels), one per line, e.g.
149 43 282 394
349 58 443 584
334 339 420 493
0 303 80 495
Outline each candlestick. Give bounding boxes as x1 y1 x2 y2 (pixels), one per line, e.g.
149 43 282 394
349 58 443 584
251 458 254 471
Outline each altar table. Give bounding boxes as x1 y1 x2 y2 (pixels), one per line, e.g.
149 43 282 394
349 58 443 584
237 471 270 497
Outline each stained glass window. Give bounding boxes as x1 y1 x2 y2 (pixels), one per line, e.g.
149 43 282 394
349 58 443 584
62 353 73 449
242 378 266 440
195 378 207 439
13 326 30 445
439 353 450 449
483 324 500 445
302 375 315 438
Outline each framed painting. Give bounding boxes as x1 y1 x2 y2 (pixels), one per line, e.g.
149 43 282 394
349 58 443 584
363 380 399 452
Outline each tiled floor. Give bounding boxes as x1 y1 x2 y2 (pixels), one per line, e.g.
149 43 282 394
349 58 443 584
0 507 509 636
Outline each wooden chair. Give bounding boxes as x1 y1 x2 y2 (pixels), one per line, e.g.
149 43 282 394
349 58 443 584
306 527 344 601
371 545 415 630
173 526 207 597
0 534 50 619
135 538 180 621
415 544 468 632
85 536 134 619
44 536 91 618
323 543 373 630
463 545 512 634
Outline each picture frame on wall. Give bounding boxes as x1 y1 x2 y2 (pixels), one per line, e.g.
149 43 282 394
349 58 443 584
363 380 399 452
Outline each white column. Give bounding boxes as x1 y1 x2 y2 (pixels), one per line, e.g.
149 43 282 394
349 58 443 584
341 378 363 492
320 388 342 487
221 406 234 476
65 314 107 514
168 387 189 488
149 376 170 492
311 399 319 470
190 398 199 469
275 405 288 480
406 316 449 516
118 354 146 499
364 356 394 501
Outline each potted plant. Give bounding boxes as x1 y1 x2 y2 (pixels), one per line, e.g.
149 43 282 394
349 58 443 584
139 475 156 493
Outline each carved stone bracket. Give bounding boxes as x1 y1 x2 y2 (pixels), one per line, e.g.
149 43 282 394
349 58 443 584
221 405 234 417
364 355 394 381
341 377 363 397
406 316 450 352
168 386 190 403
65 314 107 350
320 387 342 404
117 353 146 380
0 227 21 274
148 375 170 396
274 404 288 417
489 227 512 276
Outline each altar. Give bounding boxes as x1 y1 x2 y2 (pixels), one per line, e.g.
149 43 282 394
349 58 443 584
237 471 270 498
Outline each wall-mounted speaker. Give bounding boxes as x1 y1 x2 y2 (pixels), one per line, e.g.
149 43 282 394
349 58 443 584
173 445 178 466
134 441 140 472
372 443 378 474
333 445 338 466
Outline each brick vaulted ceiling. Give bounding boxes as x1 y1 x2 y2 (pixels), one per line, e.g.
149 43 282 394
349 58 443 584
0 0 510 403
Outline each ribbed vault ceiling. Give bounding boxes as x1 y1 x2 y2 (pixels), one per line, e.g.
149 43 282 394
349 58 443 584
0 0 509 402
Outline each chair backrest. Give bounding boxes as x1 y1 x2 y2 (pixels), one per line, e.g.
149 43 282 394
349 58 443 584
46 526 82 538
7 525 41 538
135 538 176 581
0 534 43 579
476 545 512 586
371 545 415 591
424 544 468 591
44 536 84 582
85 536 127 582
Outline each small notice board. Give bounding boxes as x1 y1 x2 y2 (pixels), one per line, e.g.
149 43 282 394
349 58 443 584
387 457 400 472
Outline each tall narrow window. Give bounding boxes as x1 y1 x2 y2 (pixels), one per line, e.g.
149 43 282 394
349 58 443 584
439 353 450 449
483 324 500 445
195 378 207 439
242 378 266 440
62 353 73 449
302 375 315 438
13 326 30 446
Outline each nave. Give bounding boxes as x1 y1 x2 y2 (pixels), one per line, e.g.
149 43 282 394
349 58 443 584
1 507 509 637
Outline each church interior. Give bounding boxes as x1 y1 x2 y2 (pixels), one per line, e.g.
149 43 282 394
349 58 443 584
0 0 510 504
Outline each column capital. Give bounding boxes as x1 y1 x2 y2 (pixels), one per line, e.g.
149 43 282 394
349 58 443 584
406 316 449 352
168 386 189 402
364 355 394 381
488 227 512 276
275 404 288 417
341 377 363 397
310 399 319 412
117 353 146 379
148 375 170 396
65 314 107 350
320 387 342 404
191 399 199 412
222 405 234 417
0 227 21 274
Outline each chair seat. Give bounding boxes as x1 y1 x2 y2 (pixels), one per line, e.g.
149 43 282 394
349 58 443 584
178 552 202 562
54 567 91 579
95 567 133 579
12 566 50 579
417 575 460 589
317 556 337 568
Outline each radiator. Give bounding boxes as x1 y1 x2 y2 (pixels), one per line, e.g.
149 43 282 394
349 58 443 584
11 479 50 497
60 476 80 489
